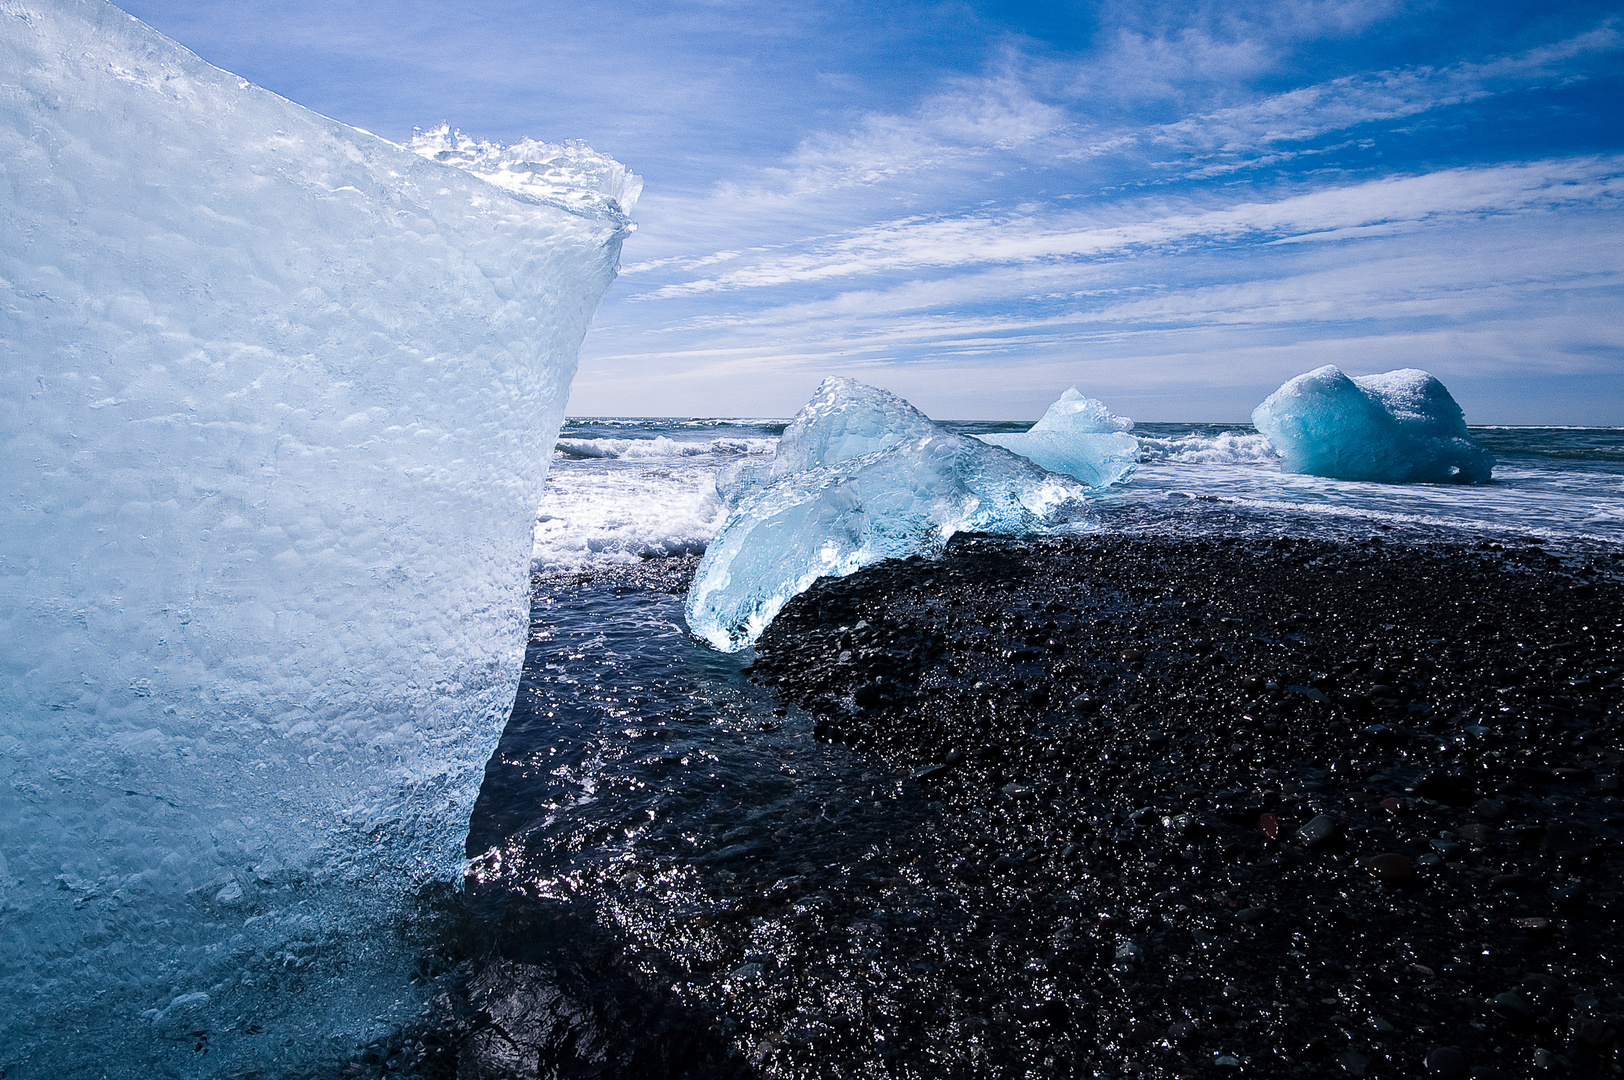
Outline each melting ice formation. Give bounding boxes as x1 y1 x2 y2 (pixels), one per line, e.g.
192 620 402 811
0 0 633 1075
975 387 1140 488
686 379 1104 652
1253 366 1494 484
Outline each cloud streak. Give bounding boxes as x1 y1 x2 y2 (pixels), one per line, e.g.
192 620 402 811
637 156 1622 297
1132 24 1623 169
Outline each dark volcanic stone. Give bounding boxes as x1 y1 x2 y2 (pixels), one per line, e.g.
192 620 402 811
740 532 1624 1080
1490 991 1534 1023
1167 1019 1200 1044
1489 872 1534 892
1550 880 1589 912
1424 1045 1468 1078
1413 772 1479 806
399 534 1624 1080
1364 852 1416 884
1296 814 1339 849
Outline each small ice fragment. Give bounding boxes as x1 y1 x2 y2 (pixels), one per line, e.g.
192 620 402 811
977 388 1140 488
1251 366 1493 483
685 379 1097 651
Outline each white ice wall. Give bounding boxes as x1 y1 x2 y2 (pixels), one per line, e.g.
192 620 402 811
0 1 633 1074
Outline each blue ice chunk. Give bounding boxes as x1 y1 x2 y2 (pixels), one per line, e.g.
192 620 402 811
976 387 1140 488
772 375 943 476
714 376 940 509
1 0 633 1071
1252 366 1494 483
715 458 773 507
686 379 1097 651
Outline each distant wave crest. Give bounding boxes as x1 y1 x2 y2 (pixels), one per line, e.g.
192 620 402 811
1137 431 1278 465
555 435 779 460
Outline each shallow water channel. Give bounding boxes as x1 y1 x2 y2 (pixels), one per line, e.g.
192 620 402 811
459 561 981 1076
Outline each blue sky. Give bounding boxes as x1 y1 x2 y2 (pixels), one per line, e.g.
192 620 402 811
121 0 1623 421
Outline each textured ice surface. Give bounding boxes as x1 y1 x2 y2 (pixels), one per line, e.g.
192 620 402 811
1252 366 1494 483
686 380 1098 651
770 375 942 477
0 0 631 1074
977 387 1140 487
406 123 643 215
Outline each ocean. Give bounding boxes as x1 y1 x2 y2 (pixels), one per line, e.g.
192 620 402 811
532 421 1624 575
437 421 1624 1074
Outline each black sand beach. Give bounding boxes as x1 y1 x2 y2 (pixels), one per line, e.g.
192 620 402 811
748 531 1624 1079
379 527 1623 1080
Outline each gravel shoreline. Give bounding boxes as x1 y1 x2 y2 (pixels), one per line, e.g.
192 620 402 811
746 531 1624 1079
372 529 1623 1080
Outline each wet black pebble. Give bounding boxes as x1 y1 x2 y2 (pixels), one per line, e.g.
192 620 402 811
1491 991 1534 1023
1295 814 1338 849
1364 852 1415 884
1424 1046 1468 1078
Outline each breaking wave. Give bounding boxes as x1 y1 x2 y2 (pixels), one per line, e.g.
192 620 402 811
555 435 778 460
1137 430 1279 465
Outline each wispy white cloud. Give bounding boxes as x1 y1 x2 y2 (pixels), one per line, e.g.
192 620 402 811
640 156 1622 296
702 0 1434 208
712 74 1073 203
616 21 1622 280
573 176 1624 418
1130 24 1623 168
1061 0 1412 105
590 5 1622 421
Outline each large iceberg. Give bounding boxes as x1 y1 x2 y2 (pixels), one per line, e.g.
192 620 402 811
685 379 1098 651
1252 366 1495 483
976 387 1140 487
0 1 634 1075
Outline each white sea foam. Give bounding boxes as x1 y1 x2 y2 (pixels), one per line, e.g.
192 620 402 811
563 417 782 429
532 463 731 571
1136 431 1279 465
1121 456 1624 543
532 430 785 571
555 435 778 459
533 423 1624 580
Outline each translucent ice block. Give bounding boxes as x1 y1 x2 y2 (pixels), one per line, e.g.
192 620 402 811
1252 366 1494 483
0 0 634 1073
686 380 1097 651
977 387 1140 488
